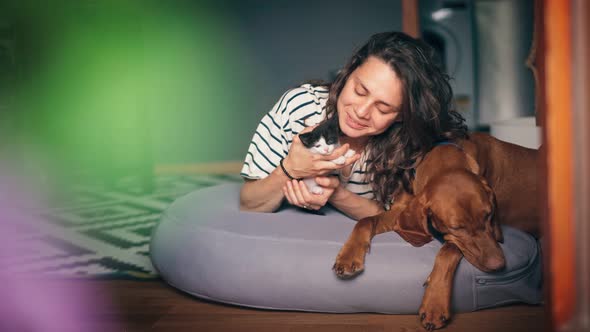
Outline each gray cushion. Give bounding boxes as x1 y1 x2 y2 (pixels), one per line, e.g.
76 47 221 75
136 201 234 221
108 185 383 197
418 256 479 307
150 183 542 313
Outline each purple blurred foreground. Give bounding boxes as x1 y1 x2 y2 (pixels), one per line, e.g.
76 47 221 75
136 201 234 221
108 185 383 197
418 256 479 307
0 167 116 332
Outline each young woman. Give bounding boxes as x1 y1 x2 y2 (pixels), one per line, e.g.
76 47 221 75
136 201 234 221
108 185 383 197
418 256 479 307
240 31 467 220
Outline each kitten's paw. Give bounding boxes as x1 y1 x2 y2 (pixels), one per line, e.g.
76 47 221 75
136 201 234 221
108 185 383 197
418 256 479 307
311 186 324 195
332 156 346 165
344 149 356 158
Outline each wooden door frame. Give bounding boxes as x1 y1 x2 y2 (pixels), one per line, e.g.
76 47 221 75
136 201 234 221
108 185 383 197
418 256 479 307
402 0 420 38
567 0 590 330
545 0 590 330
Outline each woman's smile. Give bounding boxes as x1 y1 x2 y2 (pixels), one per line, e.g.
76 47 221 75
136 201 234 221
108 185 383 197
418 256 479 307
345 112 368 130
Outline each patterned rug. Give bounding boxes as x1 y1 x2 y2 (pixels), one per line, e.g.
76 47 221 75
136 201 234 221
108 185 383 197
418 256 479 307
4 174 242 280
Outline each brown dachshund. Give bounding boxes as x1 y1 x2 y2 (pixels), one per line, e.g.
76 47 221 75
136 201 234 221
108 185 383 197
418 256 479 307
332 132 538 330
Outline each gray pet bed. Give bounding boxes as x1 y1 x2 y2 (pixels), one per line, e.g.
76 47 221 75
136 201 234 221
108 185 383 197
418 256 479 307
149 183 542 313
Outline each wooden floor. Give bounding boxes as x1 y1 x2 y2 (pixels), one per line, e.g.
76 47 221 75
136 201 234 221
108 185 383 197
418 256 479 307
77 280 549 332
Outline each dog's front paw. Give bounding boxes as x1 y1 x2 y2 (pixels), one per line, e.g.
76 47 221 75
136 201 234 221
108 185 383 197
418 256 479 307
332 243 369 279
418 291 451 331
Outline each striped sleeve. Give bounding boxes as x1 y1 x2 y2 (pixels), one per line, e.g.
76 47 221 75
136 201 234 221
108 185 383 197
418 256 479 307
241 85 327 180
342 154 375 200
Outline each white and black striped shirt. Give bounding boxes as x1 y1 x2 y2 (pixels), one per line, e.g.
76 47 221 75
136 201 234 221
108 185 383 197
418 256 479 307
241 84 375 200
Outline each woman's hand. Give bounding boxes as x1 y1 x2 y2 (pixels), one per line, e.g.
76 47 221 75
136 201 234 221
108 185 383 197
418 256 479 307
283 176 340 211
281 127 360 179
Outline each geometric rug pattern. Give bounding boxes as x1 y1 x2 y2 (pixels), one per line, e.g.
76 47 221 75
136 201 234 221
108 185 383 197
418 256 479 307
3 174 242 279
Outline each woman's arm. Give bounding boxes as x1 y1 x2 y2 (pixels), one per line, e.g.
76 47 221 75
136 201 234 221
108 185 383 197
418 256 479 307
240 134 358 213
278 168 381 219
328 186 384 220
240 167 291 212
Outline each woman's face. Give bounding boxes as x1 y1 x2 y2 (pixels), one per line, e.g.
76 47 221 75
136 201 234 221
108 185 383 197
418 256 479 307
337 56 403 139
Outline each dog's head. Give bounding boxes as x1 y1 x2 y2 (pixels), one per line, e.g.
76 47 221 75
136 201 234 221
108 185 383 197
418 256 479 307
393 169 505 272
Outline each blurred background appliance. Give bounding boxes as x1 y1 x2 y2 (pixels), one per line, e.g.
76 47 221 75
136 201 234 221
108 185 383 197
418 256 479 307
420 0 539 148
420 0 477 129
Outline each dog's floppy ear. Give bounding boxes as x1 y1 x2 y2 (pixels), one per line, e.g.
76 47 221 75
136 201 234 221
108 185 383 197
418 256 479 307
481 178 504 243
393 193 433 246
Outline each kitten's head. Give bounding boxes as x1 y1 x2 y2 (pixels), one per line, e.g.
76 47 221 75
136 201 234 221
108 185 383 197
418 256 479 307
301 136 336 155
299 117 340 155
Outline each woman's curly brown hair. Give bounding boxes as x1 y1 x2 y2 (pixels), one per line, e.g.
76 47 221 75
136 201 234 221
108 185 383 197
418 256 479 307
320 31 468 206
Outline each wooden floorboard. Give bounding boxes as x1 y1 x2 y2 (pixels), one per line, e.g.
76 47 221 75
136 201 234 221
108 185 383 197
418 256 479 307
66 279 550 332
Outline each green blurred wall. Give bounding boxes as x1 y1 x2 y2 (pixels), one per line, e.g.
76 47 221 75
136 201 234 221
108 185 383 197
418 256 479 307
2 1 403 182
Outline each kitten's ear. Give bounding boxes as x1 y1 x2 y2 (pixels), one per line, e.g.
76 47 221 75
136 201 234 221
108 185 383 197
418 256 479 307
326 115 340 132
299 132 313 147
